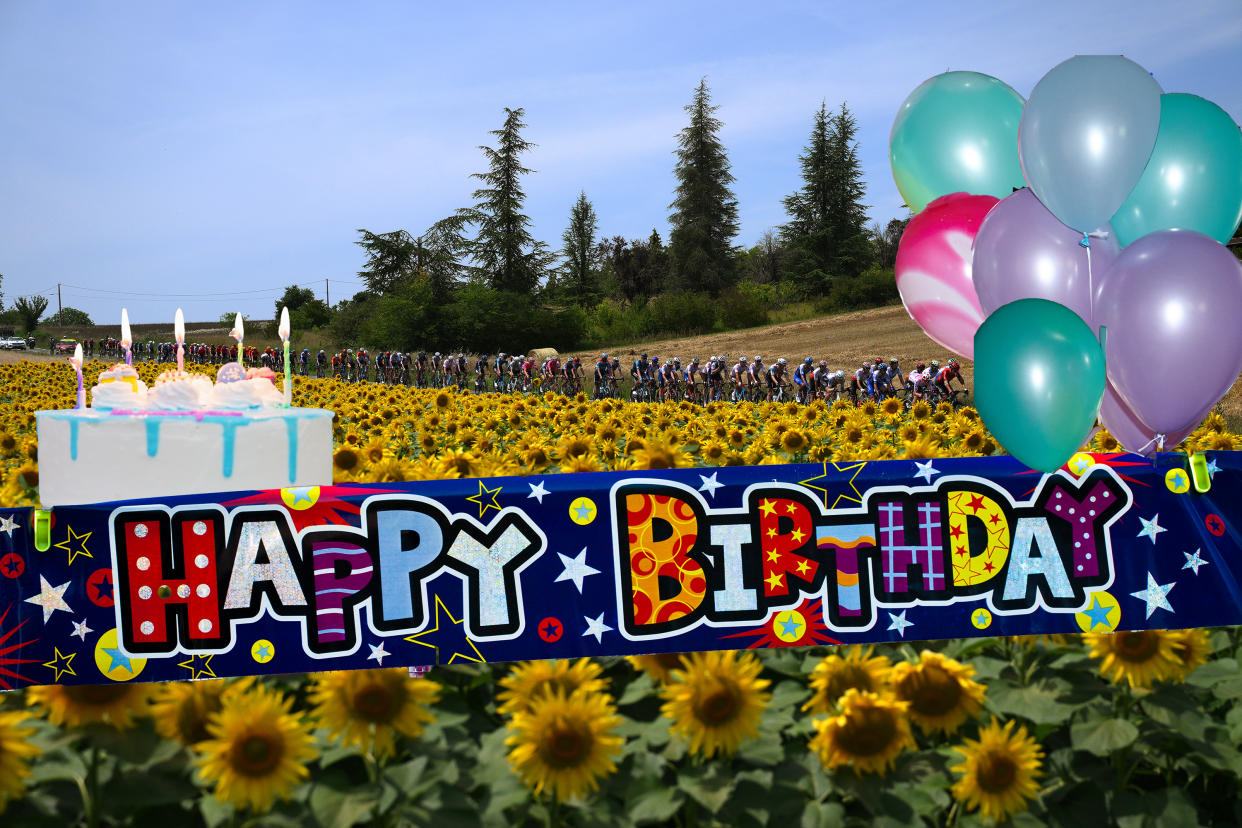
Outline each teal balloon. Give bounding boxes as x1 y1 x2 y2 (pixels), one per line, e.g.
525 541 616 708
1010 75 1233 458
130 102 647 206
890 71 1026 213
974 299 1105 472
1112 93 1242 246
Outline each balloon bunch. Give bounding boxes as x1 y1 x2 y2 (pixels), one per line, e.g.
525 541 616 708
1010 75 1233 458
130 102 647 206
891 56 1242 471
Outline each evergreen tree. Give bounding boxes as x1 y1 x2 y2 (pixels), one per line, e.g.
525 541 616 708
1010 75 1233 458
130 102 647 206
781 102 873 288
355 229 418 295
463 107 553 296
668 79 740 295
559 191 600 306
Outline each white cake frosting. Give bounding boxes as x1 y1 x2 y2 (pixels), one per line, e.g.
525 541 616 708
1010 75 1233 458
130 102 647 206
37 363 333 506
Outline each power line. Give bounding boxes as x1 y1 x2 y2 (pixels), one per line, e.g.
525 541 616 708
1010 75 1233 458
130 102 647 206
57 281 323 298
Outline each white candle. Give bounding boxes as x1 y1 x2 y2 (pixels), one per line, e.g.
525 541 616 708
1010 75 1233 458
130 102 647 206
230 313 244 365
174 308 185 372
70 343 84 409
120 308 132 366
278 307 291 407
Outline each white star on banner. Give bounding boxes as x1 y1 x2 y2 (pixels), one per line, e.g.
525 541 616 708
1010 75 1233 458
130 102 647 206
25 575 72 623
887 610 913 638
71 619 93 642
555 547 600 594
1136 514 1166 545
914 461 939 484
527 480 549 504
0 515 19 537
582 612 612 644
367 642 391 665
1130 572 1175 619
698 472 724 498
1182 549 1209 576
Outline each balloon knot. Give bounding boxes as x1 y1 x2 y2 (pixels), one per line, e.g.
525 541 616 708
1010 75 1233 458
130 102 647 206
1078 233 1090 249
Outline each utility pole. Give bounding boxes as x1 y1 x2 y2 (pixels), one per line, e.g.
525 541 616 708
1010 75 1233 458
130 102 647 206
57 282 62 315
325 278 330 308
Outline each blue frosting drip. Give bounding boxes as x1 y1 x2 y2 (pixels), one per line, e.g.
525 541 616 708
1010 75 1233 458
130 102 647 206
145 419 160 457
69 419 79 461
285 417 298 483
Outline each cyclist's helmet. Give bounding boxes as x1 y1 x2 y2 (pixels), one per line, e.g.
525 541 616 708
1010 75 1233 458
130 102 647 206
778 357 787 365
948 358 960 367
819 360 827 368
754 355 762 362
499 352 506 358
930 360 940 369
916 362 926 371
434 351 440 357
740 356 748 364
692 356 700 363
600 353 607 359
804 357 813 365
889 358 898 366
861 359 871 367
641 353 648 359
318 349 324 354
673 357 681 364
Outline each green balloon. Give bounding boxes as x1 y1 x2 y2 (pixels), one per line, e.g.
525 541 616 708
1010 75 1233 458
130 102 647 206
1112 93 1242 246
890 71 1026 213
974 299 1105 472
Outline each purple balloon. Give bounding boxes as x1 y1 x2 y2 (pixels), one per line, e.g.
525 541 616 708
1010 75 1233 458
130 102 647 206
1099 382 1202 455
973 188 1120 327
1096 229 1242 433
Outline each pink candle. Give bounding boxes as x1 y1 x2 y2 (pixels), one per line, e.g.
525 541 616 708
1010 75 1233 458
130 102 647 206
70 344 84 409
174 308 185 373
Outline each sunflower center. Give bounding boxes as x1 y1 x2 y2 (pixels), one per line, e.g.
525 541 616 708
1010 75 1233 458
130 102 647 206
655 653 684 672
65 685 133 708
899 664 962 717
351 682 403 723
693 679 741 726
835 706 898 757
824 664 875 701
177 697 217 744
231 731 285 777
1114 631 1160 663
538 718 594 769
976 751 1018 793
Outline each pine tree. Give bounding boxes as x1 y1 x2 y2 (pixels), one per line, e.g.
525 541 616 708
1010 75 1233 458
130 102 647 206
668 79 740 295
781 102 872 287
464 107 553 296
559 191 600 305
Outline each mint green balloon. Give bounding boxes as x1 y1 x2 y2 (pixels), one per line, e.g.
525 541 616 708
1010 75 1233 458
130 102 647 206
1112 93 1242 246
975 299 1105 472
891 72 1026 213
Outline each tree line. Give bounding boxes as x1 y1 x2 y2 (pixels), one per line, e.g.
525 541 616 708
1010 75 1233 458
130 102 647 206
329 80 909 353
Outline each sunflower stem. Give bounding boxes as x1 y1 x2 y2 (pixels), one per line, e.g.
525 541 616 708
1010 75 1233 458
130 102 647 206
85 743 100 828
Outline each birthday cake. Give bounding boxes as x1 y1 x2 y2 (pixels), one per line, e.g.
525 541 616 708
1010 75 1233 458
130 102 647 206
36 362 334 506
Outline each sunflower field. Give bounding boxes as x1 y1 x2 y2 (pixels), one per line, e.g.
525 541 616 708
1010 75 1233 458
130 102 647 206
2 359 1242 826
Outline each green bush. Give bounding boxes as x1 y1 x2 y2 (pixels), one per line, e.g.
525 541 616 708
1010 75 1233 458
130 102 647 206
645 292 715 336
815 267 899 313
719 286 768 329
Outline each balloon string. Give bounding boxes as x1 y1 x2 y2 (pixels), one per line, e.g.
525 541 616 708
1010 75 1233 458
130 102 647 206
1134 432 1168 457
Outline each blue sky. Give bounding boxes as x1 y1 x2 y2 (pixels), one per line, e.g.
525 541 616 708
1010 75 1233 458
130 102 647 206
2 0 1239 324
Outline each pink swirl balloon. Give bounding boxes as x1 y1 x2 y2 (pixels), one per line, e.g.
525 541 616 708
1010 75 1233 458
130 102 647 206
895 192 998 359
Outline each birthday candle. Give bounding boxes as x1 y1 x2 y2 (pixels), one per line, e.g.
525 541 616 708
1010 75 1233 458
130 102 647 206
231 313 244 366
120 308 133 366
279 306 291 407
70 343 84 409
175 308 185 372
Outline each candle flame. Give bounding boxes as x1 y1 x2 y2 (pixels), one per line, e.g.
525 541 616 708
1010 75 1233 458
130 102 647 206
278 306 290 342
120 308 132 349
70 343 82 369
174 308 185 343
231 313 244 343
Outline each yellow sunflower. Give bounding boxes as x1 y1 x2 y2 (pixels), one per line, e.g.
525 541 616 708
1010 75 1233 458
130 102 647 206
626 652 688 684
950 718 1044 824
505 689 623 802
27 683 153 730
1085 630 1181 688
889 650 986 735
309 668 441 757
498 659 608 717
631 440 694 470
1167 628 1212 681
803 646 893 715
152 678 251 746
0 711 40 814
902 435 942 460
809 688 915 775
780 427 810 454
195 683 318 812
660 650 771 758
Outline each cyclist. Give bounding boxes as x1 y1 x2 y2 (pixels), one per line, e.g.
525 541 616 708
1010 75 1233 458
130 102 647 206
886 358 903 391
934 358 966 398
793 357 814 403
687 357 704 399
870 359 890 399
730 356 750 400
907 363 929 398
766 358 789 401
475 353 490 391
852 360 871 402
316 350 327 378
594 353 613 398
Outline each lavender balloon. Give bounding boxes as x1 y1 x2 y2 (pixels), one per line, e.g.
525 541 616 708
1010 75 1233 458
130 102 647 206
1099 382 1202 456
973 188 1120 327
1096 229 1242 434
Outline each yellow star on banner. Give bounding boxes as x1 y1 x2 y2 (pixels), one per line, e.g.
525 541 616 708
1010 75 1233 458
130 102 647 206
44 647 76 681
758 499 777 517
53 525 93 566
466 480 503 518
765 571 784 591
766 549 781 563
178 653 217 680
798 461 867 509
796 559 810 575
790 528 806 543
405 595 485 665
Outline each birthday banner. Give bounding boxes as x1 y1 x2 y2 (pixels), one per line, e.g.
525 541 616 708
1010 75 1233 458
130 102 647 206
2 452 1239 688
